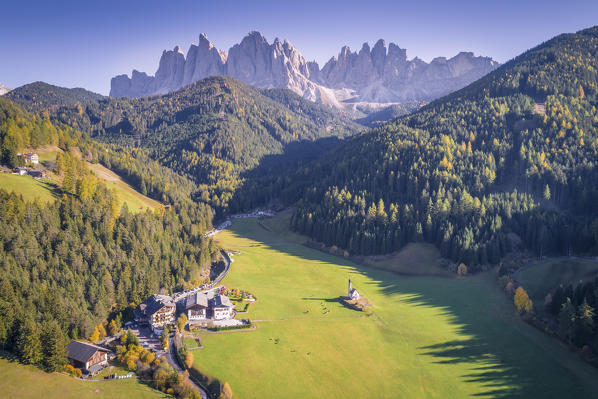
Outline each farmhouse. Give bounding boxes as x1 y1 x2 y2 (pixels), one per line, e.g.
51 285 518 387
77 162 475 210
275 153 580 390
210 294 234 320
136 294 176 333
186 292 209 321
16 167 28 175
28 169 47 179
66 340 109 375
24 153 39 165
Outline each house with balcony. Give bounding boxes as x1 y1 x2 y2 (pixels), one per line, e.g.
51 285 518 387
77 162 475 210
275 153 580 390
136 294 176 333
66 340 109 375
185 292 209 321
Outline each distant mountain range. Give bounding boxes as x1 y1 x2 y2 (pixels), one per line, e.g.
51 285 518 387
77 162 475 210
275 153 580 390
0 83 10 96
110 32 499 108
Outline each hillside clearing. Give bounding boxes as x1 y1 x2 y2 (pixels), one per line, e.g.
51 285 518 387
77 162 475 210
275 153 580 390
87 162 161 212
0 173 59 202
515 257 598 302
356 242 450 276
192 213 598 399
35 145 64 163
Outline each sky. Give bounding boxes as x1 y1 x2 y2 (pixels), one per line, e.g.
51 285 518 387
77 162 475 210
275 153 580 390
1 0 597 95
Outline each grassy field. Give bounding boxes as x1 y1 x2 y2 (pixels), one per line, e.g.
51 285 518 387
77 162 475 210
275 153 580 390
356 242 450 276
189 212 598 399
0 173 59 202
0 356 167 399
515 258 598 302
36 145 64 163
87 162 161 213
1 146 157 213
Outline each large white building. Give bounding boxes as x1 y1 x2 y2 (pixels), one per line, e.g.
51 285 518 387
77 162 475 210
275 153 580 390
185 292 209 321
136 294 176 333
24 153 39 165
185 291 235 323
210 294 234 320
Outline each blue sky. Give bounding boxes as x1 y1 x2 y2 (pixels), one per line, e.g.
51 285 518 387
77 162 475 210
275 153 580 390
2 0 597 95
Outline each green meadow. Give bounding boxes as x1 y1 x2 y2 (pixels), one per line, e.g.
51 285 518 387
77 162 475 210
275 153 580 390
0 356 167 399
0 162 159 213
191 213 598 399
0 173 59 202
87 162 161 213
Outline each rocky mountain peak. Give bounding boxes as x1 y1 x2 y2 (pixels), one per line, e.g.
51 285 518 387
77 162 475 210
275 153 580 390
110 32 499 107
359 42 371 55
0 83 11 96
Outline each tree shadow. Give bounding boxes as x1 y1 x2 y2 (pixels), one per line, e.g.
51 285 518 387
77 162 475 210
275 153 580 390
223 217 598 398
40 179 62 199
228 136 345 212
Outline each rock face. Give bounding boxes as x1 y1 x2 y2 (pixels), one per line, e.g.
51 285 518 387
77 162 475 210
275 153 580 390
0 83 10 96
110 32 499 106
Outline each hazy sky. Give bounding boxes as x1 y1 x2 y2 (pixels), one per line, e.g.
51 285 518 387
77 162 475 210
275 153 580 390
2 0 597 95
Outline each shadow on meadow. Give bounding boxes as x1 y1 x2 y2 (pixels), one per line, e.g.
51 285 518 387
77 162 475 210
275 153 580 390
224 217 598 399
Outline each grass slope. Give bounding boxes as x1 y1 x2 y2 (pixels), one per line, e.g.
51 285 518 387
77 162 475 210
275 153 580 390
36 145 64 163
515 258 598 302
0 356 167 399
87 163 161 212
356 242 450 276
191 213 598 399
0 173 59 202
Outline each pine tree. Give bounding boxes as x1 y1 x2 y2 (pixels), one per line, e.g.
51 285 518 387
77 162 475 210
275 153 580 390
574 300 595 346
41 320 68 372
17 318 42 365
543 184 551 201
558 298 575 341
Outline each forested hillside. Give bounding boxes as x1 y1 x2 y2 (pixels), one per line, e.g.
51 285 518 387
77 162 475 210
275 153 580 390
5 81 104 113
288 26 598 267
0 188 216 370
0 97 84 167
9 77 362 211
0 96 217 372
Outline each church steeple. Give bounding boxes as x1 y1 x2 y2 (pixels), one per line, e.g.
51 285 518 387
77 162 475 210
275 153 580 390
348 278 352 297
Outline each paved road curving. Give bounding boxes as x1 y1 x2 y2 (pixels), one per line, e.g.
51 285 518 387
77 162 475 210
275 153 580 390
165 334 209 399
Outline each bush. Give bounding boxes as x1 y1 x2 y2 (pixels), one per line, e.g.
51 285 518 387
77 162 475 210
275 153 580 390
207 322 252 332
514 287 533 313
64 364 82 378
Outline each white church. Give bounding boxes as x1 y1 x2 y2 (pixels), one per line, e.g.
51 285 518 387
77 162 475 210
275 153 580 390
348 278 360 300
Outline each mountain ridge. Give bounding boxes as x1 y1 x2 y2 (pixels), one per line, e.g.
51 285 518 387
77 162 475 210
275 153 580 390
262 25 598 265
110 32 499 107
0 83 11 96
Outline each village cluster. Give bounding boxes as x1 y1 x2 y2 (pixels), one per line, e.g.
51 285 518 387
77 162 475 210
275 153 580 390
3 152 49 178
136 288 245 334
64 286 253 377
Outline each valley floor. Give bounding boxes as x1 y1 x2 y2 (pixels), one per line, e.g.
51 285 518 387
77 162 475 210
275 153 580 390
191 213 598 399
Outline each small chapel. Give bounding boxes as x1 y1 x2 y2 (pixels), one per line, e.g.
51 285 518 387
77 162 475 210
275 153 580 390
348 278 360 300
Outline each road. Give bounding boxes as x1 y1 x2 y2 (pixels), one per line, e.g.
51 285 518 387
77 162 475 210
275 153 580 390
165 333 209 399
173 249 231 305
